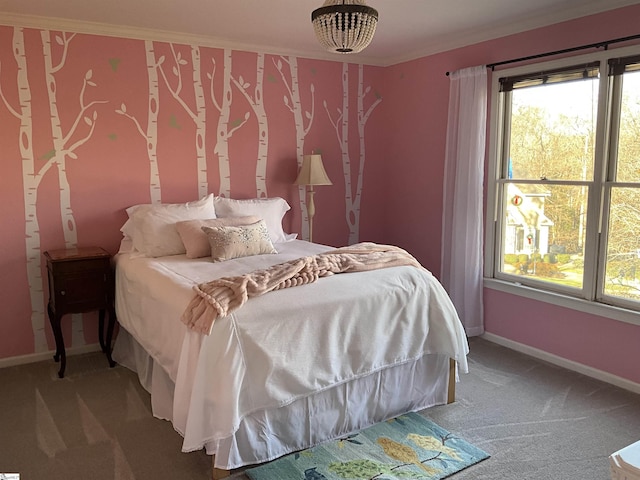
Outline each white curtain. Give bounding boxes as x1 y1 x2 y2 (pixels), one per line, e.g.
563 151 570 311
441 65 487 337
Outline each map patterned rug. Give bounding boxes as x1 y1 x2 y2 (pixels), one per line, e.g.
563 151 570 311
245 412 490 480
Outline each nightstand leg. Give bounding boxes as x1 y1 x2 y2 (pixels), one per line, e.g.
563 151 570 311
105 307 116 368
98 308 106 352
47 303 66 378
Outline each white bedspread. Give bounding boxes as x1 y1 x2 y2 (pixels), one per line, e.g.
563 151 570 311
114 240 469 461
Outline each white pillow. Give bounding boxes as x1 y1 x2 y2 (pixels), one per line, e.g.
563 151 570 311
213 196 296 244
122 194 216 257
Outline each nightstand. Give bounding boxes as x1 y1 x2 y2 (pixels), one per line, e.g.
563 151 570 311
44 246 117 378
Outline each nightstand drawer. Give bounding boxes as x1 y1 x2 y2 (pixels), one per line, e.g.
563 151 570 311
50 256 110 276
50 270 109 312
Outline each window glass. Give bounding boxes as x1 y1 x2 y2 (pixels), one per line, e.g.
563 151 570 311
508 79 598 181
604 188 640 302
500 183 587 290
614 70 640 183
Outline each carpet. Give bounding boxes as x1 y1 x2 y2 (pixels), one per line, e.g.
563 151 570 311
245 413 490 480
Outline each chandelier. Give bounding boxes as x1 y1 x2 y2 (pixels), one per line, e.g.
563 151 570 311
311 0 379 54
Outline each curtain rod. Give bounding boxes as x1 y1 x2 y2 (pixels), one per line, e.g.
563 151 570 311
445 33 640 76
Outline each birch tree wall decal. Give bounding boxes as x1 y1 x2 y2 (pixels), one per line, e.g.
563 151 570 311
209 49 249 198
273 56 315 240
0 27 48 352
207 48 249 198
157 43 209 198
115 40 162 204
231 52 269 198
324 63 381 244
41 30 108 347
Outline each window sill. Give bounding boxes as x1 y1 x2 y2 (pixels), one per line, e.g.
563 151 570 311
483 278 640 327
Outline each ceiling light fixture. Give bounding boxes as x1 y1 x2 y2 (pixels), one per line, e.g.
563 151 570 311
311 0 379 54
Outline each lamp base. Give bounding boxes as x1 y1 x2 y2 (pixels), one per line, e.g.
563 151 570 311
307 188 316 243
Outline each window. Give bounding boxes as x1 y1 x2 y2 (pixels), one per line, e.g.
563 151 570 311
487 46 640 316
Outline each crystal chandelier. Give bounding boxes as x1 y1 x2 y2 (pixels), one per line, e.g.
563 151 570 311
311 0 379 54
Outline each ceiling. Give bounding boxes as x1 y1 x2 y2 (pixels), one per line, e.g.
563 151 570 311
0 0 639 66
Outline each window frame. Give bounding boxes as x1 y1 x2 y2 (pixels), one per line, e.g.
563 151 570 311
485 44 640 327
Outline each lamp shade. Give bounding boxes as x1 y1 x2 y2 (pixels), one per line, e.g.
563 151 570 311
294 154 333 186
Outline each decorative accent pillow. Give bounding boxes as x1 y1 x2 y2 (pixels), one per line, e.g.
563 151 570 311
202 220 277 262
176 216 260 259
121 194 216 257
213 196 297 244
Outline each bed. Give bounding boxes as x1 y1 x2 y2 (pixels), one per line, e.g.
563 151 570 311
111 195 469 478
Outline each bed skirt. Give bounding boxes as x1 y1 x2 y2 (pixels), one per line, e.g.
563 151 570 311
113 328 452 469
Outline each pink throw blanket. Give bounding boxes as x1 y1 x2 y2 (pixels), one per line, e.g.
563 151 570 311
181 242 422 334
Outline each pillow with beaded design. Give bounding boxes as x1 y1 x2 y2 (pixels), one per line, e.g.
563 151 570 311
202 219 277 262
176 215 260 259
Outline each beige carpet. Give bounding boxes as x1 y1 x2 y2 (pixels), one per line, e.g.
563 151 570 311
1 337 639 479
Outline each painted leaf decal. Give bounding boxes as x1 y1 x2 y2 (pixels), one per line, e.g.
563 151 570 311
108 58 121 72
277 59 282 70
305 111 311 119
120 103 127 113
93 111 98 120
179 59 188 65
239 75 245 85
172 66 179 76
67 151 78 160
55 35 63 45
84 116 92 126
85 70 93 80
41 149 56 160
87 81 97 87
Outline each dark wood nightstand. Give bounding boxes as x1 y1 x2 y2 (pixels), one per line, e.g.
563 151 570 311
44 246 117 378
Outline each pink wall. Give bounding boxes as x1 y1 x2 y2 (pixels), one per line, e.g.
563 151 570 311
2 5 640 387
382 4 640 384
0 27 385 359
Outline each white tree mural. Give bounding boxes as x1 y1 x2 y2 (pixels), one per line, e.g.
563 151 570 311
41 30 108 347
324 63 381 244
155 43 209 198
231 52 269 197
116 40 162 204
0 28 106 351
0 27 47 351
209 48 249 198
273 56 315 240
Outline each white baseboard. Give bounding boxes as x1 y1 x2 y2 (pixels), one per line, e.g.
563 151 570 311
0 343 102 369
481 332 640 396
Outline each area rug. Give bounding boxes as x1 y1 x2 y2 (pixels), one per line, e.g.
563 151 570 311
245 412 490 480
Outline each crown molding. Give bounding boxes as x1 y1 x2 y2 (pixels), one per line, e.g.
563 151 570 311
1 0 638 68
0 12 389 66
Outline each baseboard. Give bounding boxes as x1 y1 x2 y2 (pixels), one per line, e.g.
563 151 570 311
481 332 640 396
0 343 102 369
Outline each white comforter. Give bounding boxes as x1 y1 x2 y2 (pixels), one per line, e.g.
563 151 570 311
114 240 469 459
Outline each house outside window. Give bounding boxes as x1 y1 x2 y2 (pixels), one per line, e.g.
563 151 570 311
486 45 640 321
